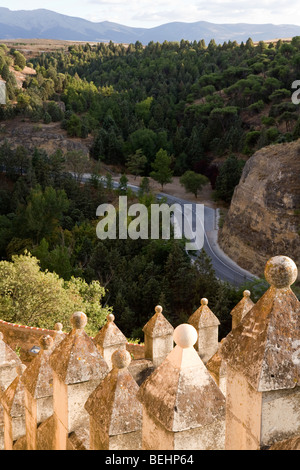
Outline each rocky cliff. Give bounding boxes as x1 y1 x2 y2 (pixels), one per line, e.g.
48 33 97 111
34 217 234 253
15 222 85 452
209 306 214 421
219 140 300 280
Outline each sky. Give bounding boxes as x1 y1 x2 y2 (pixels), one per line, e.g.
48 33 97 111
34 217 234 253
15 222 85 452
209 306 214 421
1 0 300 28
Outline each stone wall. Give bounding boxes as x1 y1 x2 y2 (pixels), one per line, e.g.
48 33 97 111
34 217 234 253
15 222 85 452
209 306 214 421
0 319 145 364
0 319 59 364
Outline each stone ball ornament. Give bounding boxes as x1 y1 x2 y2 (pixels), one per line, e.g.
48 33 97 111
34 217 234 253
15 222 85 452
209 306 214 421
71 311 88 330
173 324 198 349
112 349 132 369
39 335 53 350
264 256 298 289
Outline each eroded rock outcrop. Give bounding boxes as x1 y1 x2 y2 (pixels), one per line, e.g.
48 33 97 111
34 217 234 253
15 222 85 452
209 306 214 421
219 140 300 279
0 120 92 155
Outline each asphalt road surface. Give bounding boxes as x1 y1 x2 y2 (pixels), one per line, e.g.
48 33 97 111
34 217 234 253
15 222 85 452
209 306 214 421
82 174 256 287
156 192 256 287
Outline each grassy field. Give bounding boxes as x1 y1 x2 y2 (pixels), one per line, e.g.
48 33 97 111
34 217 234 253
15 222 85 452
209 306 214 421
0 38 103 59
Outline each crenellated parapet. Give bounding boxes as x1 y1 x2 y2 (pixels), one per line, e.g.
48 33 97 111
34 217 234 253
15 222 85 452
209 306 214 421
0 255 299 450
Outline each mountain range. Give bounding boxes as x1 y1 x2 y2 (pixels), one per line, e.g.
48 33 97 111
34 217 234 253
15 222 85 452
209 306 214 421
1 7 300 45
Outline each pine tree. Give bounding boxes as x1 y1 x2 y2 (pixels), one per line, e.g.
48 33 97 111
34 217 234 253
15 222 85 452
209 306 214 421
150 148 173 189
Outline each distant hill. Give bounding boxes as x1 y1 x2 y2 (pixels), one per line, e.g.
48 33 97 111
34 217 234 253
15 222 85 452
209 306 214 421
1 7 300 45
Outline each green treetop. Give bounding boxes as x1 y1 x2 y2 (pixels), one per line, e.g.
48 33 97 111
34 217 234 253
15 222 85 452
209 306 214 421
0 252 111 334
180 170 209 198
126 149 147 179
150 148 173 189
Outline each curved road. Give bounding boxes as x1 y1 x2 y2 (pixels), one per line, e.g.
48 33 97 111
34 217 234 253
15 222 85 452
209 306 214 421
156 192 256 287
82 173 256 287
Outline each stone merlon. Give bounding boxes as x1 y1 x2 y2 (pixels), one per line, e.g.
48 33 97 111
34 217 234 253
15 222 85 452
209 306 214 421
230 290 254 329
188 298 220 329
143 305 174 338
93 314 127 349
220 255 300 392
138 323 225 433
49 312 108 385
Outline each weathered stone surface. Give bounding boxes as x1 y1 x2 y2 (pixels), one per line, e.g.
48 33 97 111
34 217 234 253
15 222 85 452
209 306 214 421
138 324 225 433
50 313 109 385
93 314 127 370
143 306 174 338
0 319 64 365
85 350 142 437
85 349 142 450
0 332 21 391
67 427 89 450
269 435 300 450
225 366 300 449
21 335 54 399
188 298 220 363
206 338 227 396
188 298 220 329
0 332 22 449
143 306 174 367
94 314 127 348
1 364 26 449
265 255 298 288
230 290 254 330
128 359 154 386
221 256 300 392
219 141 300 279
2 364 26 416
36 415 55 451
13 434 27 450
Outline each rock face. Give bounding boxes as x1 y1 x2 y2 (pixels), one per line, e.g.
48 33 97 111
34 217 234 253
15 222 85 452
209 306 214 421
0 120 92 155
219 140 300 280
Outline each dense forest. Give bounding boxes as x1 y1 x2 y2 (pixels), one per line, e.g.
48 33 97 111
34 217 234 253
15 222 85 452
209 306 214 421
0 37 300 339
2 38 300 174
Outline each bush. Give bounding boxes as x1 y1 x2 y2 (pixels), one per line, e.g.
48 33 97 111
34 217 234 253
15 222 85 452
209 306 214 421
248 100 265 113
244 130 261 147
261 116 276 127
266 127 280 142
43 112 52 124
13 51 26 70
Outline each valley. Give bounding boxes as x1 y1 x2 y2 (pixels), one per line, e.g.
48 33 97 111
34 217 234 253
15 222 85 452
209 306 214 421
0 32 299 339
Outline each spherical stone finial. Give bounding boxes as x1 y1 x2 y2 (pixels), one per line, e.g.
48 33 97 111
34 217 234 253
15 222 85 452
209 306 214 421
201 298 208 306
155 305 163 314
71 311 87 330
111 349 131 369
173 324 198 349
243 290 251 298
264 256 298 288
55 322 63 332
39 335 53 350
107 313 115 323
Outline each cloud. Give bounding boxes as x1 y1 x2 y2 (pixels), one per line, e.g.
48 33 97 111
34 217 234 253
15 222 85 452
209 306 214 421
131 5 203 25
193 0 300 23
6 0 300 27
85 0 300 27
88 0 124 4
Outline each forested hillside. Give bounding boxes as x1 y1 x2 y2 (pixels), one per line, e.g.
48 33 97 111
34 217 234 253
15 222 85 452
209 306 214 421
0 37 300 339
2 38 300 184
